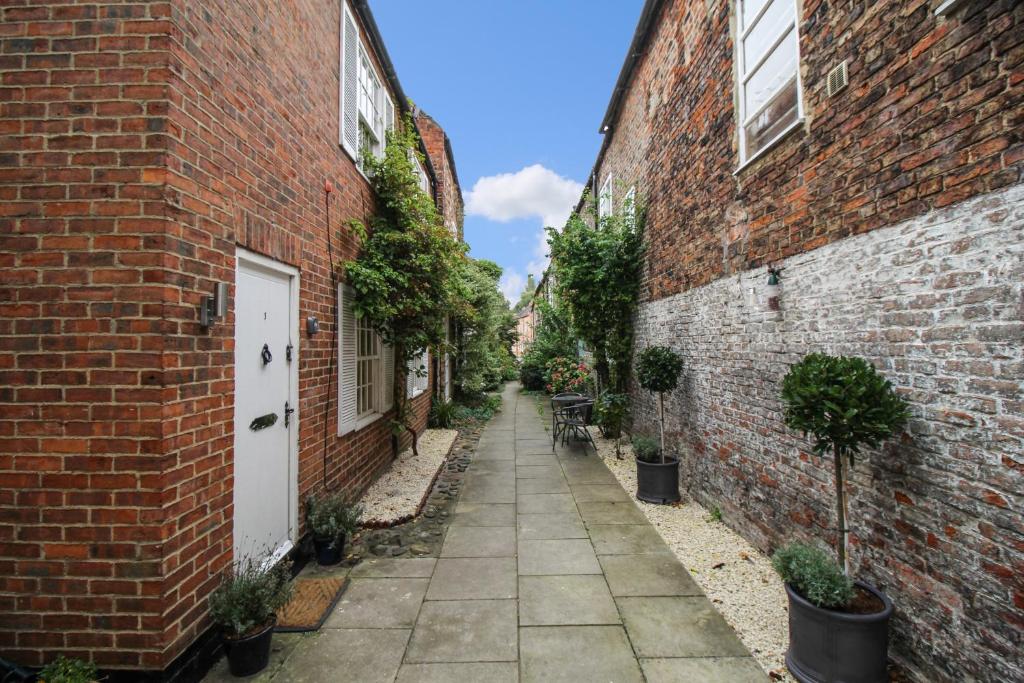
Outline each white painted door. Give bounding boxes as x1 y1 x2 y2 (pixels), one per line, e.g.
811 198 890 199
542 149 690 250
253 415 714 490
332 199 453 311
233 252 298 564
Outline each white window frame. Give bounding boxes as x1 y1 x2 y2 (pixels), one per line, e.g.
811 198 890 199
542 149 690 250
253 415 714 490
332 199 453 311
406 349 429 399
735 0 804 169
623 186 636 226
356 316 382 419
339 1 394 168
598 174 613 218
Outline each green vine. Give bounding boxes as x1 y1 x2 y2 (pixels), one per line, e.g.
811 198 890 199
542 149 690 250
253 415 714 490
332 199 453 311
547 190 644 393
343 111 465 454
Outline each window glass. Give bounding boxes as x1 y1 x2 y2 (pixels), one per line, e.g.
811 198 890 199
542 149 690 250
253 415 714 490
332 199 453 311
356 317 379 416
742 0 794 68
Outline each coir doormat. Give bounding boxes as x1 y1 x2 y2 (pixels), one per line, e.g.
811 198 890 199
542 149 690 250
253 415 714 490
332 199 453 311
275 576 348 632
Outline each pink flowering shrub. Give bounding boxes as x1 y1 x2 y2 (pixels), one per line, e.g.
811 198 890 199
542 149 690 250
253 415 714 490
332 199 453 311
544 357 591 394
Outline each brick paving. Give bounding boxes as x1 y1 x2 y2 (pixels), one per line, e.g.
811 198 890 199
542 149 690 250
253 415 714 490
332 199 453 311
205 383 765 681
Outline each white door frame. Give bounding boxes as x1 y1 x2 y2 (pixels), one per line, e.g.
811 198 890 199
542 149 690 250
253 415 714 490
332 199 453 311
234 248 300 561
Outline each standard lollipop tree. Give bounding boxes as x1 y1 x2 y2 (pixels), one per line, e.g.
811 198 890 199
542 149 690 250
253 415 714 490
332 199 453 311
633 346 683 503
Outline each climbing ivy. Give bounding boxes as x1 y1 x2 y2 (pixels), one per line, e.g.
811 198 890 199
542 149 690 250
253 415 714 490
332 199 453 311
452 258 517 397
547 191 644 393
343 111 465 453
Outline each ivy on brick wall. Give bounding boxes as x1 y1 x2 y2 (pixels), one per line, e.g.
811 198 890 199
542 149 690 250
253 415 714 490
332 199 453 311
547 193 645 393
343 111 465 453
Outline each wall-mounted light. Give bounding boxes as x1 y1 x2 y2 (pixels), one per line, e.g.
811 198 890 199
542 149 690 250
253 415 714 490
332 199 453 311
306 316 320 336
765 267 782 311
200 282 228 328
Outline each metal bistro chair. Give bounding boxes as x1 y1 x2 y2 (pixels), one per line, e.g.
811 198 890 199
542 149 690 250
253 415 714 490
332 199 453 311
553 398 597 455
550 392 583 448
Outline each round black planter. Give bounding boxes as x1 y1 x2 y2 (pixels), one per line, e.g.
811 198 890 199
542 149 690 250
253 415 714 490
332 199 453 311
224 620 275 678
784 581 894 683
635 456 680 504
313 534 345 566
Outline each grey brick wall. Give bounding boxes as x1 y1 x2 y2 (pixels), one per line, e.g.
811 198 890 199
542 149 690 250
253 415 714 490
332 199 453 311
632 182 1023 682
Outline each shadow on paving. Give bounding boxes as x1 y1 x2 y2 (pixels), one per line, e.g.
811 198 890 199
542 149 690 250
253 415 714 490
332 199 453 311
204 382 766 682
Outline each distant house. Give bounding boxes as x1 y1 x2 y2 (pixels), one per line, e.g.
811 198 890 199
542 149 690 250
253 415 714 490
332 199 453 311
0 0 461 676
581 1 1022 680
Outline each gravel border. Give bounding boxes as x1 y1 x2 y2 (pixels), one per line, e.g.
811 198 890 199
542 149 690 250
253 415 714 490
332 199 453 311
593 433 794 681
359 428 458 527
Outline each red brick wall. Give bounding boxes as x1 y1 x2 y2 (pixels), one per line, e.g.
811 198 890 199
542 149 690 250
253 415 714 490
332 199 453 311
1 0 433 671
592 0 1023 680
416 111 463 238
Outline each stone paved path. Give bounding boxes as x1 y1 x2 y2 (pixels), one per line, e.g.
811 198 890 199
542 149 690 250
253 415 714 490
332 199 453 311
206 383 766 682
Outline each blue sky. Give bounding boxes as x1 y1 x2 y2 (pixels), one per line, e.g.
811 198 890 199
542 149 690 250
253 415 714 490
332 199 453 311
371 1 643 304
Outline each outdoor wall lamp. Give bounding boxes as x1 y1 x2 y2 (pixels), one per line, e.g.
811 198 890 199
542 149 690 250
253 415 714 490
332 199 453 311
200 282 228 328
765 267 782 311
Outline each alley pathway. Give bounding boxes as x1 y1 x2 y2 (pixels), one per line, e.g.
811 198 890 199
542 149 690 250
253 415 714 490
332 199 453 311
208 382 766 682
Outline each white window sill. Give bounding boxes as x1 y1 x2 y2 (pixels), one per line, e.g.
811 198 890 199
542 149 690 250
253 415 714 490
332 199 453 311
408 388 427 399
354 411 383 432
733 118 805 176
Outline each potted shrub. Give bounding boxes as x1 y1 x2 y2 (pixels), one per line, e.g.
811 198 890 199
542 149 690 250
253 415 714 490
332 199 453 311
209 555 293 678
306 493 362 565
778 353 909 683
634 346 683 503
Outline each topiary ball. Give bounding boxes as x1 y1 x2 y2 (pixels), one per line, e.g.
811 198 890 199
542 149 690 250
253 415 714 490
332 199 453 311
636 346 683 394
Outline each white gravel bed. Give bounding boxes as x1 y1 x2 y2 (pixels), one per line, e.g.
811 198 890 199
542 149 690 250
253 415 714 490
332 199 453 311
593 433 793 681
359 428 458 527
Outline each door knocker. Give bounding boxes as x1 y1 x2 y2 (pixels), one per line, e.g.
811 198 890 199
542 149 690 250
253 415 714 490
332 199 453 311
261 343 273 365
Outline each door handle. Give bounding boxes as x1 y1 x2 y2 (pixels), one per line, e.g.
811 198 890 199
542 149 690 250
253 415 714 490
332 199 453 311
284 400 295 428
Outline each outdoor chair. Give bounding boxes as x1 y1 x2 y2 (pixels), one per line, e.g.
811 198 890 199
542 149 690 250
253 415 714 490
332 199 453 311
550 392 584 447
553 399 596 454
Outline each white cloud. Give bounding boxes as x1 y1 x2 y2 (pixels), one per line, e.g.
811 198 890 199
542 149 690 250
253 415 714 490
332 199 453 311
499 271 525 306
465 164 583 230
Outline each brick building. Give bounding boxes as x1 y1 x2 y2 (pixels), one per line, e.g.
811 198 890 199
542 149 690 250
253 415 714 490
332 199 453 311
584 0 1022 680
0 0 461 676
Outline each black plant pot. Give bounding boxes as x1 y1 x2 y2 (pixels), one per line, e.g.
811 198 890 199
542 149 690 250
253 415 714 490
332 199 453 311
313 534 345 566
635 456 680 504
784 581 894 683
224 620 275 678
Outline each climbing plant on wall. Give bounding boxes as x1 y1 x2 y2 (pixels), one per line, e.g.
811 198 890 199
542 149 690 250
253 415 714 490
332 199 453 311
452 258 517 397
343 111 465 453
547 192 644 393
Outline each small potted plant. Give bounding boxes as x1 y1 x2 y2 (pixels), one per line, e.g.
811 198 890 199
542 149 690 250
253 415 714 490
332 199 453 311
596 392 630 458
634 346 683 503
306 493 362 565
209 555 293 678
778 353 909 683
37 656 99 683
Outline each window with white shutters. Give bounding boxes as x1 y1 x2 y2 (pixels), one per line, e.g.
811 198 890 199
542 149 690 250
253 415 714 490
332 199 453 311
623 186 636 227
736 0 803 163
406 349 429 399
598 174 613 218
339 1 394 166
338 285 393 435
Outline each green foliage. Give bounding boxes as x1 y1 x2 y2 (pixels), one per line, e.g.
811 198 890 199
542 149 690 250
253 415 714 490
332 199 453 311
344 111 466 445
429 397 457 429
781 353 910 465
305 494 362 546
453 258 517 398
709 506 723 523
453 393 502 428
38 656 98 683
545 356 590 394
547 196 644 392
772 543 855 609
595 391 629 438
209 555 293 638
631 434 661 463
636 346 684 394
519 299 578 390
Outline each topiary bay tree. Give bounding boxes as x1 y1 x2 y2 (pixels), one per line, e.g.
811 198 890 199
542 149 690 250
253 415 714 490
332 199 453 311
780 353 910 574
636 346 684 465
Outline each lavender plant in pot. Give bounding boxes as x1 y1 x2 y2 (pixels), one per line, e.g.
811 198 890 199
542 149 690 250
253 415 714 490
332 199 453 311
209 555 293 677
306 493 362 566
634 346 683 504
777 353 909 683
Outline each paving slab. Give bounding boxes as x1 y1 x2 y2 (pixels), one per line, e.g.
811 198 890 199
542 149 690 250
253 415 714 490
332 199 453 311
576 500 647 525
516 493 577 514
348 557 436 578
516 454 559 467
599 553 703 597
324 578 427 629
617 596 751 658
516 476 570 495
516 465 563 479
519 574 620 625
641 657 768 682
274 629 409 683
519 625 643 683
396 662 518 683
518 539 601 575
405 600 518 663
569 483 632 502
460 480 516 504
440 525 516 558
427 557 517 600
588 523 672 555
470 459 515 474
451 502 516 527
517 512 586 540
